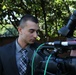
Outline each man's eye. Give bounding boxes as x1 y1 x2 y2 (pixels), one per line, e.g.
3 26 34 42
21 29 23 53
29 29 40 34
29 30 34 33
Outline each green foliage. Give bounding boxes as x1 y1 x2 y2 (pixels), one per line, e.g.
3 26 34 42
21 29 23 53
0 0 76 38
0 24 18 37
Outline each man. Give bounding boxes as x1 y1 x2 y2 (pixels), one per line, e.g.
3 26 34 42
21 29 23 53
0 14 43 75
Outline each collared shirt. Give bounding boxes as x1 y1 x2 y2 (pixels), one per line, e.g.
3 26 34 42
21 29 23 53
15 39 30 68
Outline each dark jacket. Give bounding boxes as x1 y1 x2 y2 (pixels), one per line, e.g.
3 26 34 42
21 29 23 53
0 40 43 75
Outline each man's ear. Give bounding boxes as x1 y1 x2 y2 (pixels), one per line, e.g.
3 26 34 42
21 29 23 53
18 26 22 35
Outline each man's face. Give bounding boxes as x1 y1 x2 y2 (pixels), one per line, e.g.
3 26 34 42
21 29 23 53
18 20 39 44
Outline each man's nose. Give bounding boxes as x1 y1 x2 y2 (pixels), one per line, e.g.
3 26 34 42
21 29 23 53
34 32 38 38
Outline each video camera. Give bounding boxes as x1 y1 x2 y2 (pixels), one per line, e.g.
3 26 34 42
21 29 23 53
34 41 76 75
34 10 76 75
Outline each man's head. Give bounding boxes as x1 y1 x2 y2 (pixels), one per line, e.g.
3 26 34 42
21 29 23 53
18 14 39 45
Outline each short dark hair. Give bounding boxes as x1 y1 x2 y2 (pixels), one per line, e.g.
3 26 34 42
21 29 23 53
19 14 38 27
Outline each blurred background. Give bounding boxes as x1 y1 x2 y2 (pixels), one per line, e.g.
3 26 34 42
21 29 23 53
0 0 76 46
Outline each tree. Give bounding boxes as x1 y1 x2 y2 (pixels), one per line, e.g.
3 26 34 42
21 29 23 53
0 0 76 40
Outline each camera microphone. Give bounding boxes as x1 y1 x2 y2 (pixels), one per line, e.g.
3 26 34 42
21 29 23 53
45 41 76 47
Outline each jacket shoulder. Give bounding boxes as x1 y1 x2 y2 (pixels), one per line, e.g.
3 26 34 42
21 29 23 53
0 41 15 52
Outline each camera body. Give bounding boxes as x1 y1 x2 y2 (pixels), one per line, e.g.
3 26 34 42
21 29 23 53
34 10 76 75
34 45 76 75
